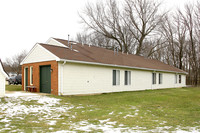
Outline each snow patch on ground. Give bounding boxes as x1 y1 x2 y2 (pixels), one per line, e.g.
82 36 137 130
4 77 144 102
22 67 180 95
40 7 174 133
99 118 111 124
68 120 200 133
0 96 62 118
0 92 74 132
129 106 137 110
48 120 57 125
55 130 75 133
0 92 199 132
70 120 138 132
109 111 114 115
76 106 84 109
123 109 139 118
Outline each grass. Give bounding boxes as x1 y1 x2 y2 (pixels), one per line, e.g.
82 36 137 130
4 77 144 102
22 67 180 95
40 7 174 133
55 87 200 130
1 86 200 132
6 85 22 91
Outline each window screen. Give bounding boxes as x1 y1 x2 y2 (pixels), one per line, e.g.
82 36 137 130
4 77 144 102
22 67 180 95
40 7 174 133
125 71 131 85
152 73 156 84
113 70 120 85
159 73 163 84
179 75 181 83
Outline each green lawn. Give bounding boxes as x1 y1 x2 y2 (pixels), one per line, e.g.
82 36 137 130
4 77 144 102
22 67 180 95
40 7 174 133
1 86 200 132
6 85 22 91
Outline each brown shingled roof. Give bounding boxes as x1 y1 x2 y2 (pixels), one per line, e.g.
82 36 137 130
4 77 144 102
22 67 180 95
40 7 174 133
39 38 186 74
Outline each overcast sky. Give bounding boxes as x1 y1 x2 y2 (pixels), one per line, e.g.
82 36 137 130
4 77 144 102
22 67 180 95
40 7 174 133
0 0 197 61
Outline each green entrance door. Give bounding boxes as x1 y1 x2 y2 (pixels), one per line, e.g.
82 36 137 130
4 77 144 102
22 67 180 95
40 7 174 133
40 65 51 93
25 68 28 90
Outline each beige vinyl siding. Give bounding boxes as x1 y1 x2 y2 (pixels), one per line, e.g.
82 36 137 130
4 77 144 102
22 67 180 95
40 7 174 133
152 73 185 89
58 62 186 95
22 44 57 64
0 72 6 97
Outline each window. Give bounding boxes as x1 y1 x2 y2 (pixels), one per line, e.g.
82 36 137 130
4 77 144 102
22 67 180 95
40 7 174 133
125 71 131 85
159 73 163 84
152 73 156 84
175 74 177 84
30 66 33 85
179 75 181 83
113 70 120 85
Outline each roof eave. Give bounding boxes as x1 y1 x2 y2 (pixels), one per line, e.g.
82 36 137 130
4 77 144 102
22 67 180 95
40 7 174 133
58 59 187 75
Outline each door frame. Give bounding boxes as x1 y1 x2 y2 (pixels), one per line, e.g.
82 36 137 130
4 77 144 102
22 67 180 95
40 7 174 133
39 65 51 93
24 67 28 91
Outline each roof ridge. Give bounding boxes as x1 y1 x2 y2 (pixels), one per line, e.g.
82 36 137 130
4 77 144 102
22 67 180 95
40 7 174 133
39 43 69 49
42 38 187 74
53 38 146 58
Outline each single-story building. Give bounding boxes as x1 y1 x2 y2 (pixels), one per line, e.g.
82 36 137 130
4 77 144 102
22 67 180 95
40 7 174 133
0 59 8 97
21 38 187 95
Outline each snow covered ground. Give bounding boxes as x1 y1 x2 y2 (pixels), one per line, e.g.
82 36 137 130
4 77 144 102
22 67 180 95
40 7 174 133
0 92 74 132
0 92 199 132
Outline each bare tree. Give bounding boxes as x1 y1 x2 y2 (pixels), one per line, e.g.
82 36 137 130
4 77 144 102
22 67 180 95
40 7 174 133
79 0 128 52
124 0 166 55
76 32 119 50
179 4 199 85
77 0 200 85
79 0 165 54
3 50 27 75
174 13 187 70
76 33 91 45
157 8 189 71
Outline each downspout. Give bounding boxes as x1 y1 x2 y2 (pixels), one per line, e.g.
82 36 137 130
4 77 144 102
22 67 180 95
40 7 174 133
60 60 67 95
63 60 67 65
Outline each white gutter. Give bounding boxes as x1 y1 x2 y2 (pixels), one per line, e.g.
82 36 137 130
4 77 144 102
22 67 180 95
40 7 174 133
58 59 187 75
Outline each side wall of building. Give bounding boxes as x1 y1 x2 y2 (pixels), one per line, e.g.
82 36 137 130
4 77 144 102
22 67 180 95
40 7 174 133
22 61 58 95
0 72 5 97
58 62 186 95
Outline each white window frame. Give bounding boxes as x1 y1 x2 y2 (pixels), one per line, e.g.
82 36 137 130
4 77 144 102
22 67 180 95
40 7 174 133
175 74 177 84
30 66 33 85
152 73 156 84
124 71 131 85
113 70 120 86
179 75 181 84
159 73 163 84
24 67 28 91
